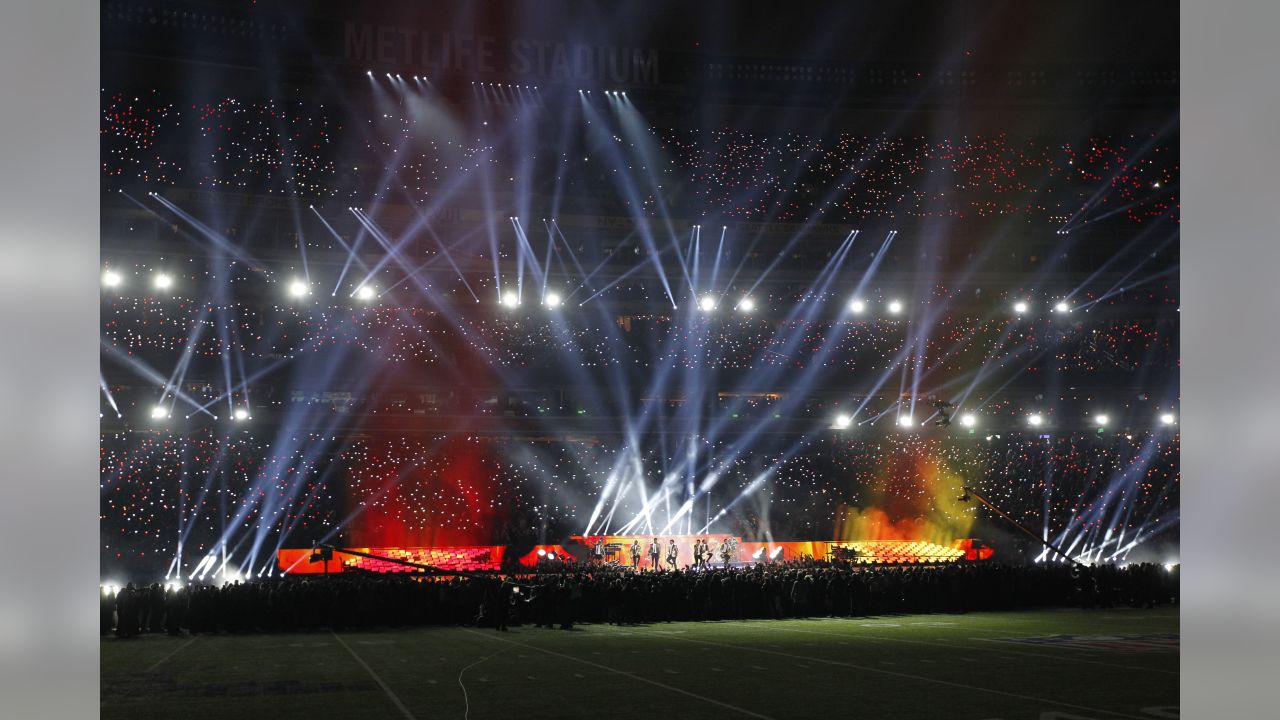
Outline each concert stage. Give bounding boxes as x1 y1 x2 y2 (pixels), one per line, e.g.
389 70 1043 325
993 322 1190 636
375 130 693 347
277 537 992 574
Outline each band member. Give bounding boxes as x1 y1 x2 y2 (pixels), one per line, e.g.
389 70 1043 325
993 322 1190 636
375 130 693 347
666 539 679 570
592 539 605 564
630 540 642 568
648 537 662 571
697 538 710 571
720 541 732 569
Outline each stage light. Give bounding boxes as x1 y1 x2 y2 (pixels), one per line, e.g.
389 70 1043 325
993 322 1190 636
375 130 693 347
537 548 547 557
543 291 562 308
698 296 717 313
1013 301 1029 314
770 547 783 560
1027 413 1044 427
102 270 122 288
547 552 556 560
1159 412 1176 426
848 299 866 314
887 299 903 315
1094 414 1110 427
165 581 182 591
1054 301 1071 313
1164 562 1177 572
834 414 852 429
355 285 377 301
501 291 520 308
897 414 914 427
150 405 170 420
288 279 310 298
152 273 172 290
959 413 976 427
233 408 250 421
736 297 755 313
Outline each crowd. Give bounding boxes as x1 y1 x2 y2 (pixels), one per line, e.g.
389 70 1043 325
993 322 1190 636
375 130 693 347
102 560 1178 637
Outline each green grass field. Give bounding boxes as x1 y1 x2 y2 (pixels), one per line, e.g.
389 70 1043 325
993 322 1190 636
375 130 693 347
101 608 1178 720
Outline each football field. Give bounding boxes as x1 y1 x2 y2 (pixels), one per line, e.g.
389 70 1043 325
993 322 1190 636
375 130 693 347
101 607 1178 720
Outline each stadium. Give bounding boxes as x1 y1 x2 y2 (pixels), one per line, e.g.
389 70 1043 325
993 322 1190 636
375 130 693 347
99 2 1179 718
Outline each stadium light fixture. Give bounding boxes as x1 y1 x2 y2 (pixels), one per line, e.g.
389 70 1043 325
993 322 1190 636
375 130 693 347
848 299 866 314
959 413 976 428
150 405 170 420
1094 414 1110 427
543 291 563 308
698 296 717 313
834 414 852 429
355 285 377 301
1013 301 1029 314
1027 413 1044 427
1054 301 1071 314
736 297 755 313
1159 412 1177 426
887 299 904 315
536 548 547 557
152 273 172 290
501 291 520 308
102 270 123 288
233 408 250 421
897 414 914 428
288 279 310 298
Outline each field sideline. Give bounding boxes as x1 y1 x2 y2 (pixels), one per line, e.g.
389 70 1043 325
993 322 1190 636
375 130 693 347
102 607 1179 720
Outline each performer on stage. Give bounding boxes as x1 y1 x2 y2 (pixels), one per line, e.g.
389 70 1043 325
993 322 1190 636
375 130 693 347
666 539 679 571
591 539 605 564
630 539 642 569
720 541 732 569
648 537 662 571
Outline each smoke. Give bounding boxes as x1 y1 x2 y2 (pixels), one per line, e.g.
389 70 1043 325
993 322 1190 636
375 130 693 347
834 450 974 545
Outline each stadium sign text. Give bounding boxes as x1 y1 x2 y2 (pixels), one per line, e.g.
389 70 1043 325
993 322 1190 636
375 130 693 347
345 24 660 84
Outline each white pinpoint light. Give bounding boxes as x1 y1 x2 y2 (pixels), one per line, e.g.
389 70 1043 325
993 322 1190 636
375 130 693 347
102 270 122 288
960 413 976 427
698 296 717 313
543 292 562 308
887 300 904 315
834 414 852 429
1028 413 1044 427
355 285 376 301
288 279 310 298
153 273 172 290
737 297 755 313
501 291 520 308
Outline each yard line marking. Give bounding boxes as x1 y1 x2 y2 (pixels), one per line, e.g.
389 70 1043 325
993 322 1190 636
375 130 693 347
331 632 417 720
662 634 1149 720
763 622 1178 676
460 629 775 719
144 636 198 673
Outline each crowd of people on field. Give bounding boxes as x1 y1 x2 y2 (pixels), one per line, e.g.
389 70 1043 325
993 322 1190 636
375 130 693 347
102 560 1178 637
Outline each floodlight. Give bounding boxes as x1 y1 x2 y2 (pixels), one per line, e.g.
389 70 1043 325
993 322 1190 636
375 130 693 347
1013 301 1029 314
1159 413 1176 426
1094 414 1109 426
1027 413 1044 427
150 405 170 420
887 300 903 315
233 408 250 421
1054 301 1070 313
834 414 852 429
537 548 546 557
153 273 172 290
501 291 520 308
102 270 122 288
959 413 976 427
736 297 755 313
543 291 562 308
897 414 914 427
355 285 376 301
848 299 866 314
1164 562 1176 572
698 296 717 313
288 280 310 298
